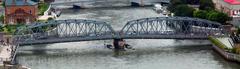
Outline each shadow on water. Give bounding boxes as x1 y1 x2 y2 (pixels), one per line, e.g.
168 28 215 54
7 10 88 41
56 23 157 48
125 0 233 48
29 45 48 55
17 43 213 56
18 44 51 56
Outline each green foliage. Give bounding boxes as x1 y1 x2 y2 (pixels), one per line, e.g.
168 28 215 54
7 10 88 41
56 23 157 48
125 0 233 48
206 11 219 22
185 0 200 5
38 3 49 15
230 47 240 54
235 48 240 54
168 0 184 12
0 15 4 22
206 10 230 24
237 27 240 35
173 5 195 17
2 1 5 7
168 0 231 24
168 0 196 17
199 0 214 10
170 0 185 5
0 25 4 32
232 47 237 53
3 24 25 35
193 10 231 24
193 10 207 19
47 17 54 21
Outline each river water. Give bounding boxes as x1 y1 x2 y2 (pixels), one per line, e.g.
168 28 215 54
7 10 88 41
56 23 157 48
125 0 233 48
16 3 240 69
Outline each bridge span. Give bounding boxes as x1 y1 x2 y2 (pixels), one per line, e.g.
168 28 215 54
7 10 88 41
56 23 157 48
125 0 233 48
14 17 226 45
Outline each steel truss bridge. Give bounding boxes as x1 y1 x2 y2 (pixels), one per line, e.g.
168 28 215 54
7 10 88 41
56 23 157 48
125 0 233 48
10 17 227 63
14 17 226 45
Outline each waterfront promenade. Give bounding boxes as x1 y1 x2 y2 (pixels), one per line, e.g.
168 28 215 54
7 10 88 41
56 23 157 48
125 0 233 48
210 37 240 62
0 45 30 69
0 45 12 64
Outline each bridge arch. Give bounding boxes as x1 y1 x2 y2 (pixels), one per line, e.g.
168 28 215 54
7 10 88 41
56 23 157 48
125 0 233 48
14 19 116 45
120 17 226 39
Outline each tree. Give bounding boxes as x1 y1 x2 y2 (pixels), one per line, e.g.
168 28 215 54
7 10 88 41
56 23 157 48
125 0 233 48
206 11 218 21
193 10 207 19
168 0 185 12
0 25 3 32
171 0 185 5
217 12 230 23
173 5 195 17
2 1 5 7
199 0 214 10
185 0 200 5
47 17 54 21
0 15 4 23
38 3 49 15
206 11 230 24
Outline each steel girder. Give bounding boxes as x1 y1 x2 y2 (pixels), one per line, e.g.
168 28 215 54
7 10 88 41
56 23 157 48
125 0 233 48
120 17 226 39
15 19 116 45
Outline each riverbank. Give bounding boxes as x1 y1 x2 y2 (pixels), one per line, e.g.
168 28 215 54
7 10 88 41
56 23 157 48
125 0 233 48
210 37 240 63
212 45 240 62
0 45 30 69
38 4 61 22
0 64 30 69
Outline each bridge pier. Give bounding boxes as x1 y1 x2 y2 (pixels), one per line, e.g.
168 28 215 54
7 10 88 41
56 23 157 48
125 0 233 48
113 39 126 50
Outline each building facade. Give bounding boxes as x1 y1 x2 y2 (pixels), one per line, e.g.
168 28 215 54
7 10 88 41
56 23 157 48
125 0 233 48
4 0 38 24
213 0 240 18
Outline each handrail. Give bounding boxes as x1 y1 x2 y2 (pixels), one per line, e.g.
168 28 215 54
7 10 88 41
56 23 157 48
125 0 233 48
228 38 234 48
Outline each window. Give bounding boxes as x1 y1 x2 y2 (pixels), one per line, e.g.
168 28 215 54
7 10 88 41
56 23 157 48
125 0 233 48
30 10 32 14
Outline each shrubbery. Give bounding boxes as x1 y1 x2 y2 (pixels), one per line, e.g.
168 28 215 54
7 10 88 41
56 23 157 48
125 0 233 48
38 2 49 15
0 15 4 23
174 5 195 17
2 24 25 35
168 0 231 24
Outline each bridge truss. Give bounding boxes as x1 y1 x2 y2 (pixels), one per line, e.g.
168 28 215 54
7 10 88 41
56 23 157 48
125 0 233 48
13 17 227 45
120 17 226 39
14 19 116 45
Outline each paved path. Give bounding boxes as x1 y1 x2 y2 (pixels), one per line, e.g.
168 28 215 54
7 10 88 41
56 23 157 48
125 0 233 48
0 45 13 64
216 37 234 49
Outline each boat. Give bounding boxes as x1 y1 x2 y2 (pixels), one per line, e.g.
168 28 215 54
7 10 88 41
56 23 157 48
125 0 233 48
131 2 141 7
153 3 163 13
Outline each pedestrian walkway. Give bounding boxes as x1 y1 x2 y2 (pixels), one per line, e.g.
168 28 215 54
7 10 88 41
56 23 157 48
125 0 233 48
216 37 234 49
0 45 13 64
